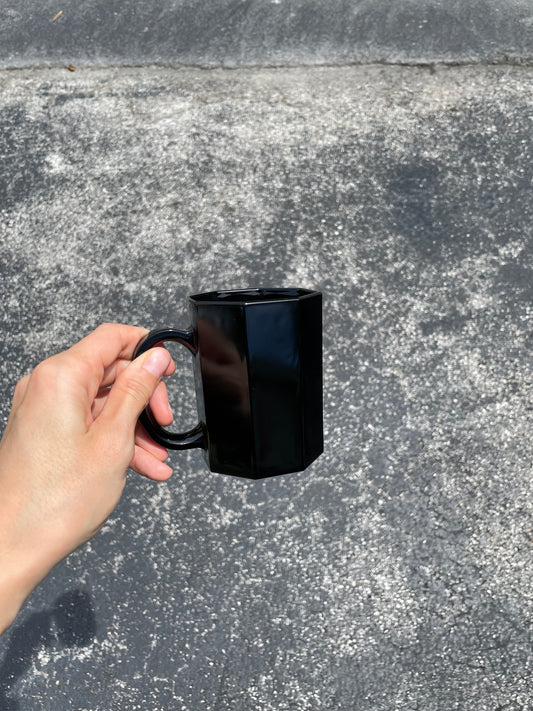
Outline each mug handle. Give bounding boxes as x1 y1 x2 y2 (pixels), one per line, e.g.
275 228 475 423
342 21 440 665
132 328 206 450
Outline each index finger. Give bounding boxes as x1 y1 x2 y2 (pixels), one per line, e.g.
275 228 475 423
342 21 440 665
68 323 149 377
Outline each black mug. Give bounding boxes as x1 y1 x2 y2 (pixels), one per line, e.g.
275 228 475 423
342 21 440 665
133 288 323 479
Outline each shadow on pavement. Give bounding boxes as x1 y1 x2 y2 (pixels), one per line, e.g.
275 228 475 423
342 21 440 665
0 590 96 711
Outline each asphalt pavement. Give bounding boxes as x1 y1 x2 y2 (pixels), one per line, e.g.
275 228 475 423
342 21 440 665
0 4 532 711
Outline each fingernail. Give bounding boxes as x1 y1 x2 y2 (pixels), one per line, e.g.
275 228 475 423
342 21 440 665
143 349 170 378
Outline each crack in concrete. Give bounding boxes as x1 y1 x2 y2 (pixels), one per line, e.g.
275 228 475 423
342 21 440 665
1 55 533 74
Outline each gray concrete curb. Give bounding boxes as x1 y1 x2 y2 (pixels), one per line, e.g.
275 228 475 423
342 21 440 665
2 0 533 68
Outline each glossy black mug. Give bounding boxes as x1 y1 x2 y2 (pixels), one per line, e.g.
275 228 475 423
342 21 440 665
132 288 323 479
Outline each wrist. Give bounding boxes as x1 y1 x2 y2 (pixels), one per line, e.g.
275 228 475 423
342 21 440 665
0 544 34 634
0 490 61 635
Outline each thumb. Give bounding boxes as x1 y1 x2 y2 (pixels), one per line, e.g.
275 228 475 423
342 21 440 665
97 347 172 434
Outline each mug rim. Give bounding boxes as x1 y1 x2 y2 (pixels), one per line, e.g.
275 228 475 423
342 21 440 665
190 287 320 305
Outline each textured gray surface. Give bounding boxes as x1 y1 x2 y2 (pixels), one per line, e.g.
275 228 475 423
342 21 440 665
0 63 532 709
2 0 533 68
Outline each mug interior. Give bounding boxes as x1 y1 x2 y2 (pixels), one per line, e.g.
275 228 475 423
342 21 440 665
191 288 316 304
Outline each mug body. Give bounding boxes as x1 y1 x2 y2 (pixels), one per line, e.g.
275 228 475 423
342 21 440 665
190 288 323 478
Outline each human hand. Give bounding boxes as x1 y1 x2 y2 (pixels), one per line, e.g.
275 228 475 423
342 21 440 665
0 323 175 633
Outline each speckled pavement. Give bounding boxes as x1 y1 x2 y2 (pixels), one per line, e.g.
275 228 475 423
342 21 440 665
0 62 532 710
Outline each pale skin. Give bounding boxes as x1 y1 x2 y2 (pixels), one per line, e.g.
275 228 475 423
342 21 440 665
0 323 176 635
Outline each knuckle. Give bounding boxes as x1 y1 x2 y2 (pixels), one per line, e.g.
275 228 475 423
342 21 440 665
11 375 30 407
115 373 151 405
30 352 81 391
31 358 59 384
95 322 116 335
13 374 29 396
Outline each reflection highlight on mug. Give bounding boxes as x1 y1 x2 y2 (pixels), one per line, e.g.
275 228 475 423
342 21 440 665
196 316 252 421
